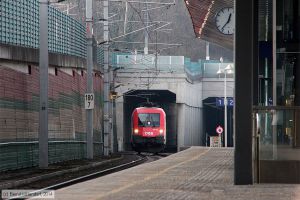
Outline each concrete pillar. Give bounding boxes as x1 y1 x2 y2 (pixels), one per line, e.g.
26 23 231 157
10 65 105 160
177 104 185 151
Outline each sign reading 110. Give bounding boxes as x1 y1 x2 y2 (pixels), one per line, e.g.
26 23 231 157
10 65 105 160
216 97 234 107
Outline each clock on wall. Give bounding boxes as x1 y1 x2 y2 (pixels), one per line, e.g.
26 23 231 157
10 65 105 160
215 7 234 35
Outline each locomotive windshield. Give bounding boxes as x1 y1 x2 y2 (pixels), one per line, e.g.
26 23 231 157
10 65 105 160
138 113 160 127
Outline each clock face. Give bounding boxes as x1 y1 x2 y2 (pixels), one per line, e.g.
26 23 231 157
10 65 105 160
215 7 234 35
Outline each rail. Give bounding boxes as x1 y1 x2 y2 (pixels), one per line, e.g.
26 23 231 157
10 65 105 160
7 155 147 200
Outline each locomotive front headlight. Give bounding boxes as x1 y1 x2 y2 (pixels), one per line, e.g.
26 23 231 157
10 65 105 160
159 129 164 135
134 129 139 134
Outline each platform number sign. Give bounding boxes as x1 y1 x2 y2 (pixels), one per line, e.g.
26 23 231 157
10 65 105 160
85 93 94 109
216 97 234 107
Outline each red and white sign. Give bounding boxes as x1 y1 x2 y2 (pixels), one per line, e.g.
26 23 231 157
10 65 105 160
210 136 222 147
216 125 223 135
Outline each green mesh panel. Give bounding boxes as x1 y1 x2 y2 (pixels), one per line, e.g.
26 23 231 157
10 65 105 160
0 0 86 58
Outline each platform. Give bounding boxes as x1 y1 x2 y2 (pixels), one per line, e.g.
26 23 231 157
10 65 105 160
55 147 300 200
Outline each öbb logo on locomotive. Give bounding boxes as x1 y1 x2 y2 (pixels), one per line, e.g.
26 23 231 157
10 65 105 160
144 132 153 136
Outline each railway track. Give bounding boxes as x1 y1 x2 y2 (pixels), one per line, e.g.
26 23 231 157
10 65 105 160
6 152 171 200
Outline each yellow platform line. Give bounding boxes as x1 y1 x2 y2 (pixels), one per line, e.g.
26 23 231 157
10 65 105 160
95 147 211 199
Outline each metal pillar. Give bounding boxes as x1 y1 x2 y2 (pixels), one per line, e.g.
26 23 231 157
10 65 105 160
39 0 49 168
206 42 210 60
112 69 119 153
109 63 114 153
110 70 118 153
224 72 228 148
86 0 94 159
235 0 254 185
144 0 149 55
103 0 111 156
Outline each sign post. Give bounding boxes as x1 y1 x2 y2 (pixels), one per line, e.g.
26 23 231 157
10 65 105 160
214 125 224 147
86 0 94 159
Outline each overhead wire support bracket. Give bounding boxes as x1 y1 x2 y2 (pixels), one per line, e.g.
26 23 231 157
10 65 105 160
111 23 158 40
112 41 182 46
107 0 175 5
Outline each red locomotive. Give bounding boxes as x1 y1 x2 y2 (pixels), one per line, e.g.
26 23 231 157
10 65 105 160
131 107 166 153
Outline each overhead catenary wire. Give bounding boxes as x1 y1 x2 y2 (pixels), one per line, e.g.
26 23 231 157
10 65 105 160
53 0 177 91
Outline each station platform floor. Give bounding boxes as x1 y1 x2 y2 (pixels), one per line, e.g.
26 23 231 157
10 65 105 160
55 147 300 200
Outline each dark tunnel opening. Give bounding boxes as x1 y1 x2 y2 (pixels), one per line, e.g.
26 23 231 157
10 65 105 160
123 90 177 152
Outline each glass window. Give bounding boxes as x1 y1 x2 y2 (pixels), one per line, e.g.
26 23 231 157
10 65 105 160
138 113 160 127
257 0 273 106
255 0 300 183
276 0 300 106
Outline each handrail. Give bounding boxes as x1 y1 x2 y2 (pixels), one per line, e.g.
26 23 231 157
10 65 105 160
253 106 300 111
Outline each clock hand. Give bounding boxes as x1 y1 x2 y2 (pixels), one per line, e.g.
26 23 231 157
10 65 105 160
227 13 232 23
221 13 232 30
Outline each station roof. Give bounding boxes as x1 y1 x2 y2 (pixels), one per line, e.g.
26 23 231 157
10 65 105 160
184 0 234 50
